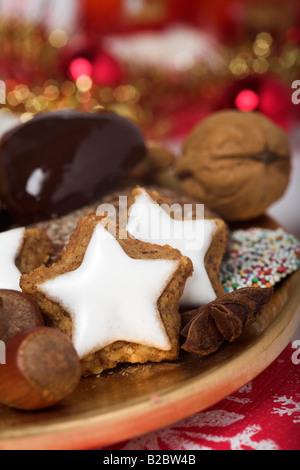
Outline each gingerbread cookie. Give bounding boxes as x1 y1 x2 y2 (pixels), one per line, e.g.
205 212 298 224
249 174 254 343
0 111 147 225
0 227 51 291
125 187 228 309
21 214 193 376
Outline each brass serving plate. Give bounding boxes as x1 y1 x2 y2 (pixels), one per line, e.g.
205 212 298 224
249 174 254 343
0 219 299 450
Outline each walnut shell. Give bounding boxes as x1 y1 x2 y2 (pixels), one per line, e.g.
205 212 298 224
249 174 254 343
176 111 291 221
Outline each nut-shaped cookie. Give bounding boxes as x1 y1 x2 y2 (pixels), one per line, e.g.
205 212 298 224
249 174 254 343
176 111 291 221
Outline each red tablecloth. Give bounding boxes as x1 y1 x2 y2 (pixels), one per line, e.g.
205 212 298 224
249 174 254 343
108 343 300 451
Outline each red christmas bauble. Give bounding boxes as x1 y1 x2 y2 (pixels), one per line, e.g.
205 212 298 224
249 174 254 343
59 38 124 87
92 52 124 87
215 74 297 130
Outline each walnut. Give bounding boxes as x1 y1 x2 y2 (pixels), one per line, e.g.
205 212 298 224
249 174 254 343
176 111 291 221
180 287 273 355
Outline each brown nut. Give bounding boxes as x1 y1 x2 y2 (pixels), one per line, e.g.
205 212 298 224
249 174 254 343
146 141 176 170
176 111 291 221
0 289 44 343
0 327 81 410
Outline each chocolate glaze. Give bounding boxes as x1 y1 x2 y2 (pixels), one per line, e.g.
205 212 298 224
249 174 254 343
0 110 146 225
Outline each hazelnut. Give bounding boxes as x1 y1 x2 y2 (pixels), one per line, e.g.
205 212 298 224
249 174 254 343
176 111 291 221
0 289 44 343
0 327 81 410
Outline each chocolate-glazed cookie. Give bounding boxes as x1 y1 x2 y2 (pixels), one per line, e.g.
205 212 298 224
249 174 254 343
0 110 146 225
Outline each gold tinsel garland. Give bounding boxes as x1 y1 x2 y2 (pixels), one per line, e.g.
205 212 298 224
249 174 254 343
0 21 299 138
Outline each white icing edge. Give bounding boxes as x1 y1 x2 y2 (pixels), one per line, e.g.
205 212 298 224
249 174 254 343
0 227 25 291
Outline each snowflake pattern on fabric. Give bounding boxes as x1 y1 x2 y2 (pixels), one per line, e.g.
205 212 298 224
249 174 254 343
272 395 300 423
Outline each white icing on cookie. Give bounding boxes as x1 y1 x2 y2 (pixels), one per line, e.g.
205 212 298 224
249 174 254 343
126 189 217 308
39 223 179 358
0 227 25 291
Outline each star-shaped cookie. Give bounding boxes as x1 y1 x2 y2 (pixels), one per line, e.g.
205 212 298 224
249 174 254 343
126 187 227 308
21 214 192 376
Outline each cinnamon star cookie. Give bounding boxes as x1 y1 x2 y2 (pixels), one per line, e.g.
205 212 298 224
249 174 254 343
126 187 227 309
21 214 193 376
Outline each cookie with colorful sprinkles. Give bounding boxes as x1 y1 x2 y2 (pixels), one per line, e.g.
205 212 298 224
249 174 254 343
220 228 300 292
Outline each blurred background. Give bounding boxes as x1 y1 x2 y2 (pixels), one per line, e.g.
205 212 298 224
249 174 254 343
0 0 299 235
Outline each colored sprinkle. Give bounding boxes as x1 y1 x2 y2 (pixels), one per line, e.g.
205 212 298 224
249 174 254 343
220 227 300 292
